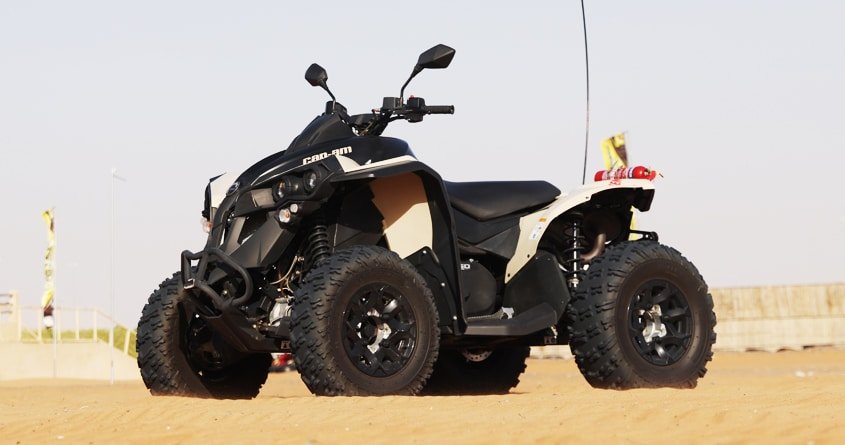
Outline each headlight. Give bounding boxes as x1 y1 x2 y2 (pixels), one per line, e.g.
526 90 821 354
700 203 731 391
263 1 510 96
303 170 320 192
275 176 301 200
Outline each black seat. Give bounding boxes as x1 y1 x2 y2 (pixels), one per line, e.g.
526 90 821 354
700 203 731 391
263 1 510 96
444 181 561 221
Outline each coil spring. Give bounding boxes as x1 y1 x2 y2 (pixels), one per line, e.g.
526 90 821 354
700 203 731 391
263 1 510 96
304 221 330 271
561 218 586 287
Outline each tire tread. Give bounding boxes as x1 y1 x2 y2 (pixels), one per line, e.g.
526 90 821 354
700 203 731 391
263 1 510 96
566 240 717 389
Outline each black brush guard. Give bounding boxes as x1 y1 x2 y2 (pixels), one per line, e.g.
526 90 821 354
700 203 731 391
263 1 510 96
180 248 281 353
181 248 253 309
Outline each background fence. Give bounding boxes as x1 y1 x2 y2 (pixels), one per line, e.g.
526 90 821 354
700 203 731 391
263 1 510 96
1 303 136 358
1 292 140 380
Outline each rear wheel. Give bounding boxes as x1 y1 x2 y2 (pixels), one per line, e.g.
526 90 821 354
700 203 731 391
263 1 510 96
136 273 271 399
422 346 530 395
566 241 716 389
290 245 440 396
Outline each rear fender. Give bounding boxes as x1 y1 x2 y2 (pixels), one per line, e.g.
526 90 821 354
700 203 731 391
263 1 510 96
505 179 656 281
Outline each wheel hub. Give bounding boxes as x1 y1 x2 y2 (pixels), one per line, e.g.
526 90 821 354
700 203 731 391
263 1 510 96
363 309 393 354
640 304 668 343
628 280 693 366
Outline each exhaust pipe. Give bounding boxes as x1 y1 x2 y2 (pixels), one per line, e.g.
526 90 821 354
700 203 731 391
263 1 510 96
579 232 607 263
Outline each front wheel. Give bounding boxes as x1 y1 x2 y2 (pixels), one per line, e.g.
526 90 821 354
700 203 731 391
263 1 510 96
136 273 272 399
565 240 716 389
290 245 440 396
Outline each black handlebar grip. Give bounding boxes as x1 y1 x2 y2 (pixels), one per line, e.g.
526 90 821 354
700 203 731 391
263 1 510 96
424 105 455 114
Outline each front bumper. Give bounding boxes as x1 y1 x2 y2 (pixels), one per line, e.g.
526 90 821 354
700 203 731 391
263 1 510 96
180 247 253 310
180 247 283 352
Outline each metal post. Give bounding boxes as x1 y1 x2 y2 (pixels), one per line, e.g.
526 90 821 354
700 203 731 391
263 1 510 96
123 328 131 354
52 210 58 378
111 170 115 385
110 169 126 385
109 323 115 381
16 293 22 341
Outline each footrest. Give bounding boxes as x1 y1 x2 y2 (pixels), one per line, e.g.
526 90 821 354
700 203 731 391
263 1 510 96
464 303 558 336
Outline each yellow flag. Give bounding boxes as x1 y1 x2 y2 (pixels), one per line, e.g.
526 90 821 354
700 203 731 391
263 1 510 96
599 133 639 236
41 209 55 317
600 133 628 170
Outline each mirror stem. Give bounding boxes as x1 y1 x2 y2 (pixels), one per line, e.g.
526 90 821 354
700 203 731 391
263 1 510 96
399 66 422 104
321 83 336 108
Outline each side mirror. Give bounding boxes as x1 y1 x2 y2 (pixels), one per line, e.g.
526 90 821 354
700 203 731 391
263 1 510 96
305 63 335 102
400 44 456 102
416 44 456 70
305 63 328 87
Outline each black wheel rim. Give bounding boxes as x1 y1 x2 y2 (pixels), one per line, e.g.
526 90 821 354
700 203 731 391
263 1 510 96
627 280 693 366
342 283 417 377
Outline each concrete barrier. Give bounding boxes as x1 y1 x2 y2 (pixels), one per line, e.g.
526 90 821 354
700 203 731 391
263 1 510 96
0 291 19 342
0 342 140 380
711 283 845 352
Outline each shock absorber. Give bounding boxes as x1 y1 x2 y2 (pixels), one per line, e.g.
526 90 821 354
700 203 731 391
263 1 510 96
304 216 330 271
561 214 586 289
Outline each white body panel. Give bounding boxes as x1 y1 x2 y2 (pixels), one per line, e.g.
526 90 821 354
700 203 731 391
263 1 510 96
209 172 239 210
504 178 655 281
335 154 417 173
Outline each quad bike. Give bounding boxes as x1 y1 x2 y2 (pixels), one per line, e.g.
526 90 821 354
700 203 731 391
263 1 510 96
136 44 716 398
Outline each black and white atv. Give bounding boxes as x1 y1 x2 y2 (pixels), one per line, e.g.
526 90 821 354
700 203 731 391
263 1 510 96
136 44 716 398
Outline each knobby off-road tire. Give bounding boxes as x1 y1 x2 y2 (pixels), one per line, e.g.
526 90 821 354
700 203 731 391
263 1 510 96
290 245 440 396
136 273 272 399
566 240 716 389
421 346 530 395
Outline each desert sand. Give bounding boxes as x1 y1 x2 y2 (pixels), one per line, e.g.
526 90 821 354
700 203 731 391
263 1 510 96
1 349 843 445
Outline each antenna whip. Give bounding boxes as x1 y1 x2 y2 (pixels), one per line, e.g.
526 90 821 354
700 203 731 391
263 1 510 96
579 0 590 185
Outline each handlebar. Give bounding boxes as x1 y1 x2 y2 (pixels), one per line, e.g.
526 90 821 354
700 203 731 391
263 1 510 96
422 105 454 115
345 96 454 135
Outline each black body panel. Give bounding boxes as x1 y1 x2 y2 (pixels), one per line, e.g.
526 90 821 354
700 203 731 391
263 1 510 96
452 209 519 244
234 136 415 191
502 250 569 317
460 260 498 316
475 226 520 259
463 250 570 337
286 113 355 153
445 180 560 221
452 209 521 259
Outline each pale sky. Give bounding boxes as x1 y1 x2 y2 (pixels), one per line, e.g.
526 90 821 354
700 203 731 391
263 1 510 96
2 1 843 326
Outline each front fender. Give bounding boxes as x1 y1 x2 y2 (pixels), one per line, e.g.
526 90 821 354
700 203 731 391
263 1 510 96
328 155 463 332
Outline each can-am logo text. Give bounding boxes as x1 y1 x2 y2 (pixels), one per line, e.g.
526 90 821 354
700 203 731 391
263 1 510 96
302 146 352 165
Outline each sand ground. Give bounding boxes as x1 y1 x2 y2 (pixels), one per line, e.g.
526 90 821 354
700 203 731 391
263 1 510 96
1 349 843 445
